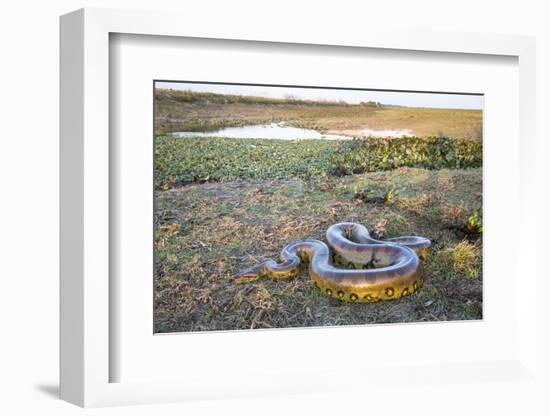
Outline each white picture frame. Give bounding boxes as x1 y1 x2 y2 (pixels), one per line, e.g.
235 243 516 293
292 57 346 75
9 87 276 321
60 7 539 408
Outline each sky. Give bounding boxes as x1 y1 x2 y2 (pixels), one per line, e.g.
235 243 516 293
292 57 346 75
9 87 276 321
156 81 483 110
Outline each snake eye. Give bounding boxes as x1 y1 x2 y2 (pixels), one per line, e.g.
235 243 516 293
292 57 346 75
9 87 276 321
337 290 345 298
349 293 358 302
384 287 395 297
325 288 333 296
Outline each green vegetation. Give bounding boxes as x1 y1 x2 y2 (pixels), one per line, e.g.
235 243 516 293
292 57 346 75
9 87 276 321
467 210 483 234
155 136 482 189
154 137 335 189
331 136 482 174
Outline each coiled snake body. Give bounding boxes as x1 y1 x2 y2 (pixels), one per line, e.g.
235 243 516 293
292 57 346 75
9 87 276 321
232 222 430 303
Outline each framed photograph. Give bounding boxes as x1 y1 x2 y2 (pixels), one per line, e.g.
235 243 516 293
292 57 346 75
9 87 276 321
60 8 539 408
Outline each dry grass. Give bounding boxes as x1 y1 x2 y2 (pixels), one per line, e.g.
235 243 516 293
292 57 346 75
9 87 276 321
155 89 483 139
154 167 483 333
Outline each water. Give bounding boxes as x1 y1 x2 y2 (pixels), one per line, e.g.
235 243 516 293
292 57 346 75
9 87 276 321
171 123 350 140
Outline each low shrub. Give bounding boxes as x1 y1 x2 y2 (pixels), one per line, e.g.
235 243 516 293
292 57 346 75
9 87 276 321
330 136 482 175
155 135 482 189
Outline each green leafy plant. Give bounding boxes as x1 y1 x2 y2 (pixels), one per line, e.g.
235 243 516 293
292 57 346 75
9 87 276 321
385 188 399 204
155 135 483 190
467 210 483 233
330 136 482 175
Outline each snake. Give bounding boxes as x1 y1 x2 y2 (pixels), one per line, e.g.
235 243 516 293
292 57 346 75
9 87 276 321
231 222 431 303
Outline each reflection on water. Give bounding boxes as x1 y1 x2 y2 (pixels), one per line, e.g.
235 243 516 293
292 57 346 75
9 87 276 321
171 123 350 140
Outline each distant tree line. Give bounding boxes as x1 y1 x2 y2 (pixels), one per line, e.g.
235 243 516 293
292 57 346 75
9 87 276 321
156 88 386 107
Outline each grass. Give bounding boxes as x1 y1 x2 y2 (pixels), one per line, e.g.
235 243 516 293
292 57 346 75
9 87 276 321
155 88 483 139
154 167 482 333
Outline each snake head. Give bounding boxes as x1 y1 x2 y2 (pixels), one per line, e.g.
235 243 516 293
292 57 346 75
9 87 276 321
230 262 267 284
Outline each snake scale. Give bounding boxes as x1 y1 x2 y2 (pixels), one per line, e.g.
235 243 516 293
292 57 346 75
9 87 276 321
231 222 431 303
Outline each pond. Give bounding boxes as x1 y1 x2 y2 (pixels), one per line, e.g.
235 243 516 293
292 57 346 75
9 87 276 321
171 123 351 140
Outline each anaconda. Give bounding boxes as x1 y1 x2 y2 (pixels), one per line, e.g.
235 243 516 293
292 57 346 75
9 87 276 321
231 222 431 303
